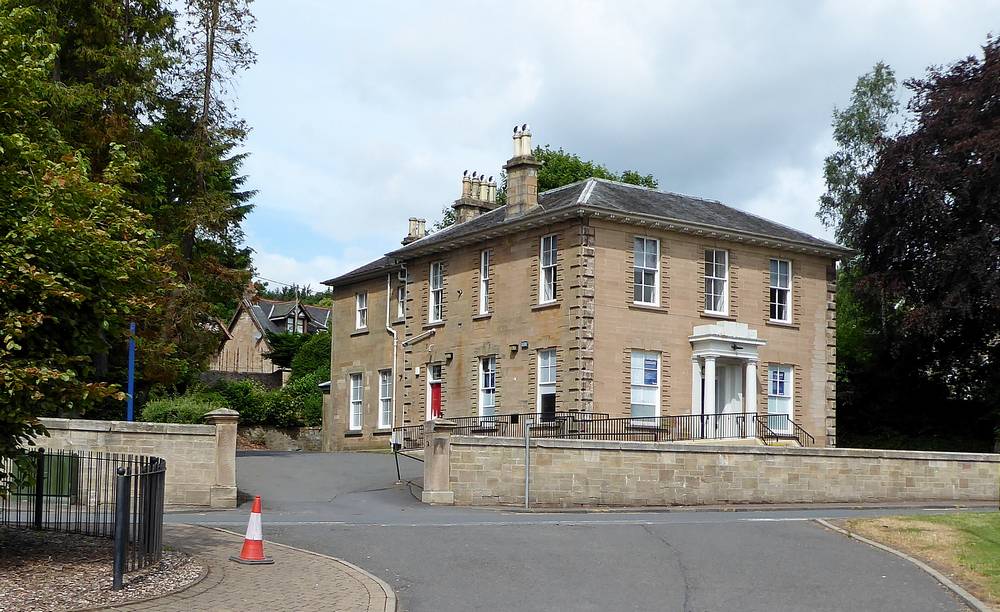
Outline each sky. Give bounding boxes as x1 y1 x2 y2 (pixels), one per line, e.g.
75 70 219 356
235 0 999 290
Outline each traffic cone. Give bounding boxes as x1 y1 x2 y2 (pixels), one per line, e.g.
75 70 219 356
229 496 274 564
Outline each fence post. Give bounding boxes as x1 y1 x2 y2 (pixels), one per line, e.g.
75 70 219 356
113 467 130 591
204 408 240 509
524 422 532 510
421 419 456 504
33 449 45 530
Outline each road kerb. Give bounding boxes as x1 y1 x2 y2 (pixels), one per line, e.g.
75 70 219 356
207 526 398 612
814 518 990 612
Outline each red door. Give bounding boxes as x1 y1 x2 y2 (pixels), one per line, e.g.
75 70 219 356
430 383 442 418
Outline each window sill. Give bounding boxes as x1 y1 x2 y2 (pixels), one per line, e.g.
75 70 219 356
700 312 736 321
350 328 369 337
628 303 667 313
344 431 363 437
766 320 799 330
532 301 561 312
392 318 405 326
373 429 392 436
423 321 446 330
472 313 492 321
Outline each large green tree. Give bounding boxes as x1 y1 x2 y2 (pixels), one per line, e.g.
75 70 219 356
828 43 1000 451
434 145 658 230
0 3 171 475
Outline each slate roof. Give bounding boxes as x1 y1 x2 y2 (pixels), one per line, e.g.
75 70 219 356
322 255 398 287
245 299 330 334
324 177 849 289
389 178 848 257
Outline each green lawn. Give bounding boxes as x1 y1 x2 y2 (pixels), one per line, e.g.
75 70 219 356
846 511 1000 606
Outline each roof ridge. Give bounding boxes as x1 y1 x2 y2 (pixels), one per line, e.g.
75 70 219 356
538 178 591 196
592 177 720 203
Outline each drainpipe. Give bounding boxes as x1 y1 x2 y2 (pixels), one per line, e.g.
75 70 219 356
386 273 398 428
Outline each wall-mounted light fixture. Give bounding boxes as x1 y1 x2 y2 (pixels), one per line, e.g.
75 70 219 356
520 341 529 350
731 343 744 351
509 344 519 353
444 352 454 361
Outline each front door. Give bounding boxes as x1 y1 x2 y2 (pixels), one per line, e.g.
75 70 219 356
712 364 745 438
427 364 442 420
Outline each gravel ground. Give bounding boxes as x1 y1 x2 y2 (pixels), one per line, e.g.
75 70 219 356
0 527 203 612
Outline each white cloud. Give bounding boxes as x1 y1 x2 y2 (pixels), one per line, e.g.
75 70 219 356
236 0 997 284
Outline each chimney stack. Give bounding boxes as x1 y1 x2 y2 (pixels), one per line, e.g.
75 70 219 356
402 217 427 245
504 123 543 216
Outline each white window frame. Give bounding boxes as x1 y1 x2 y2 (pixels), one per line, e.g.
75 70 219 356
630 350 660 423
349 373 363 431
286 316 294 333
355 292 368 329
704 249 729 315
396 268 407 320
769 258 791 323
767 365 793 434
479 250 491 315
539 235 558 304
633 237 660 306
429 262 444 323
479 356 496 418
378 369 393 429
536 349 557 419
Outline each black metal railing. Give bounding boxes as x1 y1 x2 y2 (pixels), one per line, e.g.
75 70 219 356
0 449 167 578
391 411 814 448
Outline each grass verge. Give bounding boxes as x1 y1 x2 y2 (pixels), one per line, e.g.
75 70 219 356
845 512 1000 607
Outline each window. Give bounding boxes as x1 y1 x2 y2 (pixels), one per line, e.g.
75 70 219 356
769 258 791 322
479 356 496 417
349 373 363 431
378 370 393 429
429 262 443 322
630 351 660 422
479 250 491 315
540 235 558 304
286 317 294 333
397 268 407 319
767 365 793 433
633 237 659 305
704 249 728 314
537 349 556 421
355 292 368 329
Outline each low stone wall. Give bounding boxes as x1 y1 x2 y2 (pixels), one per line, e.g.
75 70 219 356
35 411 239 509
420 422 1000 507
239 426 322 451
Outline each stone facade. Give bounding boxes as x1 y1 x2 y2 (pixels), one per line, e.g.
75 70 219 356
324 215 840 450
35 414 238 508
240 426 323 451
211 307 278 374
442 435 1000 507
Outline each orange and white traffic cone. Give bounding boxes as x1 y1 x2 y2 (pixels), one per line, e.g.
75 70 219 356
229 496 274 565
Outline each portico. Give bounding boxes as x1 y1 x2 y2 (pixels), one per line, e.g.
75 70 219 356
689 322 766 437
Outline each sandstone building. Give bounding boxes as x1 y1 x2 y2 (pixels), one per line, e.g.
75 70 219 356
322 127 849 451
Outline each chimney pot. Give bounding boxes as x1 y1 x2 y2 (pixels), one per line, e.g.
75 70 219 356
505 122 543 216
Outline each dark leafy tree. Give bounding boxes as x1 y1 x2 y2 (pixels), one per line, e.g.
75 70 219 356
262 332 309 369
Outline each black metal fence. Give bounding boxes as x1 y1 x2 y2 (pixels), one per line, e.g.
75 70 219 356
0 449 167 575
392 411 815 448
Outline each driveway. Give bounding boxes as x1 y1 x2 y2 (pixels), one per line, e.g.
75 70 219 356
168 451 974 612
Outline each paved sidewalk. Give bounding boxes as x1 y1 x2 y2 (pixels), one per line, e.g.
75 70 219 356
103 524 395 612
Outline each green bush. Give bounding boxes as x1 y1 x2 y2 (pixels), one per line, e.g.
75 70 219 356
209 376 325 428
141 395 220 424
290 331 330 380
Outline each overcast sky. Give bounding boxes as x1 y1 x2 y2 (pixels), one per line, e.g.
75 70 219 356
236 0 998 290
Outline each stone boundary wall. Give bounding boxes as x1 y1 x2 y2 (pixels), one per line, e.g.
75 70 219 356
421 423 999 507
35 411 238 508
239 426 322 451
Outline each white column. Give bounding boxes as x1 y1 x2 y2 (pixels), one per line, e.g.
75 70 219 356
703 356 716 417
745 360 758 414
690 358 702 415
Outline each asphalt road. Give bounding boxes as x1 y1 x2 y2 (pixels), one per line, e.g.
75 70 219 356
168 451 979 612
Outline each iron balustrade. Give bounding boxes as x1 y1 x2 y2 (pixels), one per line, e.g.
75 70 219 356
391 411 814 448
0 449 167 579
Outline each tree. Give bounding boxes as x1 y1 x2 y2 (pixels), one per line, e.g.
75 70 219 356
433 145 659 230
856 38 1000 415
0 4 171 478
817 62 898 249
262 332 309 369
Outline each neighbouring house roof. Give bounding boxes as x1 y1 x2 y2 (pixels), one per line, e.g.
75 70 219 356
226 298 331 340
322 177 851 289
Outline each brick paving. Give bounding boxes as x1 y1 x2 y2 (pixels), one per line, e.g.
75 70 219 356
101 524 395 612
